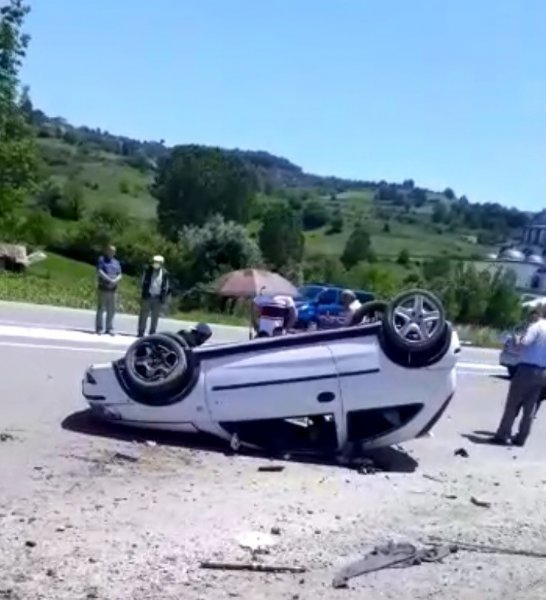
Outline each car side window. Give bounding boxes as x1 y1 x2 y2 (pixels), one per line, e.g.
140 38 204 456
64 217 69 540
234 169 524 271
317 289 337 304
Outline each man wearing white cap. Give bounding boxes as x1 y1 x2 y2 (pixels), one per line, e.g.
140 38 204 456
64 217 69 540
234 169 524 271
137 255 170 337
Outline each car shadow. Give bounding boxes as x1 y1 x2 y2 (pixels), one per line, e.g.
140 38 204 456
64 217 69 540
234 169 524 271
61 410 418 474
491 374 510 381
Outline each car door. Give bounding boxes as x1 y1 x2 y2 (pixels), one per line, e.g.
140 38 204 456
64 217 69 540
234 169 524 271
315 288 342 328
204 344 342 422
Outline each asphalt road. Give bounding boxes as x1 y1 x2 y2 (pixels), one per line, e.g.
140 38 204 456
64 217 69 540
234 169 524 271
0 300 503 374
2 302 546 599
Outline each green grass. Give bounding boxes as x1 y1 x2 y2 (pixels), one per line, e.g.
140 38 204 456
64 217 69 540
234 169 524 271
1 252 247 326
37 138 156 219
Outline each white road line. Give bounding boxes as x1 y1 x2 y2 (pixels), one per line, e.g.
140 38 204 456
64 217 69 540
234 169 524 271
0 324 133 347
457 361 502 371
0 341 122 354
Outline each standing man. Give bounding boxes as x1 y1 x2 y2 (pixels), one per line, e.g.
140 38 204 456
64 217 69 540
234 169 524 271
493 304 546 446
138 255 170 337
95 244 122 335
340 289 362 326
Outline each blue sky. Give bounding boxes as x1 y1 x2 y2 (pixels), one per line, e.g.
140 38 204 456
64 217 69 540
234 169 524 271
19 0 546 210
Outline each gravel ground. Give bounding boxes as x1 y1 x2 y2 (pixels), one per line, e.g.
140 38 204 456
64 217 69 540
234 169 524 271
1 344 546 600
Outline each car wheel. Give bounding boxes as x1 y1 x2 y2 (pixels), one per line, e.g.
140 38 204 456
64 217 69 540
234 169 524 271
383 289 446 353
123 333 190 397
507 366 517 378
350 300 388 325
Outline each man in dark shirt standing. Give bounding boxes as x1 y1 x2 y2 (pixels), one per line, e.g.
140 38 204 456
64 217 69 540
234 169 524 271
95 245 122 335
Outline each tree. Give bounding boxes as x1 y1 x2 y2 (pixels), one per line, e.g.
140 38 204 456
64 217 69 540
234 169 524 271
62 178 84 221
259 202 304 271
346 263 397 299
153 145 257 240
302 199 329 230
443 187 456 200
432 202 448 224
341 222 374 269
397 248 411 267
410 187 427 207
383 221 391 233
327 209 343 234
0 0 39 232
180 214 262 287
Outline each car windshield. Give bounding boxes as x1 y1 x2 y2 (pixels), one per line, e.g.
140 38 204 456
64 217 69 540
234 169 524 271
296 285 324 301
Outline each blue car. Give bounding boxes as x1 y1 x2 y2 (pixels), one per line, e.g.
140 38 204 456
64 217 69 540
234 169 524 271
294 285 375 330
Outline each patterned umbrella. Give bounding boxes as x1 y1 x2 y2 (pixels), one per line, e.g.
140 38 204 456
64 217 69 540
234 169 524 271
213 269 298 298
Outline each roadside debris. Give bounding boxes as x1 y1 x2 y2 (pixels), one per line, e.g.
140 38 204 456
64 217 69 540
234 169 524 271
332 541 457 589
200 561 306 574
236 531 278 555
454 448 469 458
470 496 492 508
423 474 444 483
428 536 546 559
270 527 282 536
258 465 285 472
112 451 139 464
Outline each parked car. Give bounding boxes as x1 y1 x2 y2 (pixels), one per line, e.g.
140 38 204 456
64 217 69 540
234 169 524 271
82 289 459 457
294 286 375 330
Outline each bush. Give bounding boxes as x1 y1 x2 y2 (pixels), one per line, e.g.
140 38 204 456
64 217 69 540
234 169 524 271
179 214 263 292
119 179 131 194
397 248 411 267
302 199 329 230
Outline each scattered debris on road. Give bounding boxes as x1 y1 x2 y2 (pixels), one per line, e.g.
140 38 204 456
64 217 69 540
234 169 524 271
428 536 546 559
200 561 306 574
454 448 469 458
112 451 139 464
236 531 278 555
423 474 444 483
470 496 492 508
258 465 285 472
332 541 457 589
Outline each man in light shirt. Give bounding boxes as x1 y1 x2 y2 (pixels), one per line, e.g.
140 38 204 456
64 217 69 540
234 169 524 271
494 303 546 446
137 255 170 337
340 289 362 326
252 293 298 337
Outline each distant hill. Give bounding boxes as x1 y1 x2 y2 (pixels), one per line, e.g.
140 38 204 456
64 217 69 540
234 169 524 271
27 105 531 261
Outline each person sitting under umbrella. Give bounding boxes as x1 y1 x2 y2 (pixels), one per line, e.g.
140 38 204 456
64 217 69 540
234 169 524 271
252 293 298 337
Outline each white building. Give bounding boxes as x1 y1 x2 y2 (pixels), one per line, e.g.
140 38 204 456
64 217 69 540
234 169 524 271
481 211 546 293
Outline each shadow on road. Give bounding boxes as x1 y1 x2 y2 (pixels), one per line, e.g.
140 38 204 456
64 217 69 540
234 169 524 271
62 409 419 474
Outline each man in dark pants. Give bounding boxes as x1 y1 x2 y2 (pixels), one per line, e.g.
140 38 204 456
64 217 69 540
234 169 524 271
494 304 546 446
137 255 170 337
95 245 122 335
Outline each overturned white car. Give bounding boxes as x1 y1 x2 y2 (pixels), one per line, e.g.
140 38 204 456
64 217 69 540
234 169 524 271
82 290 459 455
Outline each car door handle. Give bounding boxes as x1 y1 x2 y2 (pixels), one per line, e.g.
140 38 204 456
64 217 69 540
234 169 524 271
317 391 336 403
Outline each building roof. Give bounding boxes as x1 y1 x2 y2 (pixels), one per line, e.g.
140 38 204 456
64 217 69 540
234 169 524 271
498 248 525 261
530 210 546 226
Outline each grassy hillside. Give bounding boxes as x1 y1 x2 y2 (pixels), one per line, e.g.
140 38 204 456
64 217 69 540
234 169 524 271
38 137 156 219
33 123 505 264
1 253 247 325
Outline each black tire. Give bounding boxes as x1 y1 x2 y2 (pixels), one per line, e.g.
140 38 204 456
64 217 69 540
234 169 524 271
123 333 189 397
380 322 453 369
383 289 446 353
350 301 388 326
507 366 517 379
